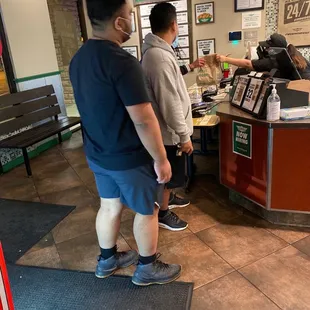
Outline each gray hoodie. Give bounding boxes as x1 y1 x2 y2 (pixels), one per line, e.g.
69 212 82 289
142 33 193 146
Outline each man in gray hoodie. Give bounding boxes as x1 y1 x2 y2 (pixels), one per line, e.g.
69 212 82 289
142 3 194 232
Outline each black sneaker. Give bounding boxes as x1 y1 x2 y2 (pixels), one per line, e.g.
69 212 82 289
132 254 181 286
168 193 190 210
95 250 138 279
158 210 188 231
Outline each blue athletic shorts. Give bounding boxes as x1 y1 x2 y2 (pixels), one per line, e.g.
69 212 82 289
87 159 163 215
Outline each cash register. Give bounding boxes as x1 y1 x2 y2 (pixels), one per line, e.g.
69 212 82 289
230 47 308 119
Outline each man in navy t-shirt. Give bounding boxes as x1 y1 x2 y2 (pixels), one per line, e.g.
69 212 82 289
69 0 181 286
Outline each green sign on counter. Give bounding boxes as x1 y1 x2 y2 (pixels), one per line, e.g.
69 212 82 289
233 121 252 159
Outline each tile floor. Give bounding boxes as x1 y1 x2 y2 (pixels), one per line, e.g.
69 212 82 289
1 131 310 310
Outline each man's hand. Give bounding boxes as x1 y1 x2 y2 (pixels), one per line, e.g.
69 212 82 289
190 58 205 70
180 141 194 155
154 158 172 184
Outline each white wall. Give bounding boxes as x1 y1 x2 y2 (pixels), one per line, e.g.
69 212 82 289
183 0 266 86
0 0 59 78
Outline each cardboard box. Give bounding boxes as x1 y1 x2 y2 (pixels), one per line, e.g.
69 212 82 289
288 80 310 103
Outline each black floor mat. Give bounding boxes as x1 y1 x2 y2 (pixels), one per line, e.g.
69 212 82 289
8 265 193 310
0 199 75 262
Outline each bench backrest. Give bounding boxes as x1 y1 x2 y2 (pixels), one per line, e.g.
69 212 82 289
0 85 61 136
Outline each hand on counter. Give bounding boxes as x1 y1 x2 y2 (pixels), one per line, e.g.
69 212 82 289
181 140 194 155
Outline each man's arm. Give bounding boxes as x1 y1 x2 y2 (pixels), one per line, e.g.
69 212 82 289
126 103 166 163
152 62 191 144
115 58 171 183
180 58 205 76
216 55 254 70
126 103 171 183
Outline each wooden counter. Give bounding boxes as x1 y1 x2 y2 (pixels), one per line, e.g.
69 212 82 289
216 103 310 222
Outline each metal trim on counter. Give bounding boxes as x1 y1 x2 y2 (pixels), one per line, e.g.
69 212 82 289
230 190 310 227
226 186 266 209
266 128 274 210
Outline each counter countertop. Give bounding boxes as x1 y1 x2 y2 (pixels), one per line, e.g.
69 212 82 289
216 103 310 129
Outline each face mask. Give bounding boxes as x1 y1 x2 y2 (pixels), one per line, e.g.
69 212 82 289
118 17 132 40
172 36 179 49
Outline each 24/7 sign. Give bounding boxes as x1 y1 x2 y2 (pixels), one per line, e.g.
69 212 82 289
284 0 310 24
233 121 252 159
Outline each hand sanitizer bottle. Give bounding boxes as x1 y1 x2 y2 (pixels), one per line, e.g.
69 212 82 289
267 84 281 122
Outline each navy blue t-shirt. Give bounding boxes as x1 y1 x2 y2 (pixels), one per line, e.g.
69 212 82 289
69 40 152 170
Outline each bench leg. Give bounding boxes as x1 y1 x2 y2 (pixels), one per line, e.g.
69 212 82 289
58 133 63 144
22 148 32 177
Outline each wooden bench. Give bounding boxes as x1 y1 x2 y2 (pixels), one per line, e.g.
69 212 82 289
0 85 81 176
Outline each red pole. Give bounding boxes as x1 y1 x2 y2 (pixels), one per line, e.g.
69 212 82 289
0 243 14 310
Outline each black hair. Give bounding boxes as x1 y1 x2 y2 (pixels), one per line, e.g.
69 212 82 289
150 2 177 34
86 0 126 27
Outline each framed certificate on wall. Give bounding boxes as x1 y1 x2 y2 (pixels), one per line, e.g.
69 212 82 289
235 0 264 12
197 39 216 57
123 46 139 59
195 2 215 24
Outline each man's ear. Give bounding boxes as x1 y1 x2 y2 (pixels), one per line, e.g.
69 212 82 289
114 17 122 31
171 20 177 32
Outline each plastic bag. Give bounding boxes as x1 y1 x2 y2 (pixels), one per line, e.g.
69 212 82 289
196 54 221 86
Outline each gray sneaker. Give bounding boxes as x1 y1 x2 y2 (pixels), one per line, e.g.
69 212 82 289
132 255 181 286
95 250 138 279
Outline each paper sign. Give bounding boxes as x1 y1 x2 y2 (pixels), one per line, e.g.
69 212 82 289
178 36 189 47
236 0 263 11
123 46 138 59
179 24 189 36
233 121 252 159
242 11 262 29
169 0 188 12
177 12 188 24
176 47 190 59
278 0 310 46
140 4 156 16
141 16 150 28
197 39 215 57
142 28 152 39
244 30 258 47
196 2 215 24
